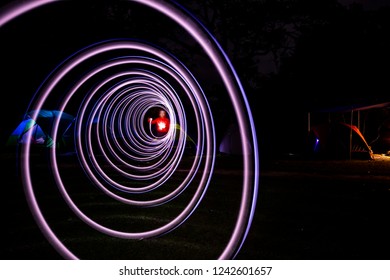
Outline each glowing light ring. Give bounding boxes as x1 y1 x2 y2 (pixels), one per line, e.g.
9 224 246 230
72 54 206 198
0 0 259 260
84 75 179 184
93 73 181 173
25 39 215 256
43 42 214 245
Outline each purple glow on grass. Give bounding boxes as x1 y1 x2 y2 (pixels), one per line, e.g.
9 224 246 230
1 0 259 260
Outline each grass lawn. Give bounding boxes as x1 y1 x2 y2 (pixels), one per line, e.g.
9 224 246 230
2 148 390 260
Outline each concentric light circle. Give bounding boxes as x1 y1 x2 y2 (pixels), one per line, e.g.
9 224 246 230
0 0 259 260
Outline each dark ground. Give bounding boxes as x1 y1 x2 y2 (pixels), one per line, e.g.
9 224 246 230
239 155 390 260
1 148 390 260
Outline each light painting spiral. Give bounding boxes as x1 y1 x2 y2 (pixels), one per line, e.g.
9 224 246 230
0 0 259 260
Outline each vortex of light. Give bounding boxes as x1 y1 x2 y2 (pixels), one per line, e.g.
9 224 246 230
49 41 215 243
0 0 259 260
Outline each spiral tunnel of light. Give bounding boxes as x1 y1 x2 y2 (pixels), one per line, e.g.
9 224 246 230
0 0 259 260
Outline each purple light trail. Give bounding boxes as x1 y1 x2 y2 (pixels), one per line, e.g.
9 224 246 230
0 0 259 260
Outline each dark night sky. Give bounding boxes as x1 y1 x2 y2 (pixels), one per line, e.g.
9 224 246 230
2 0 390 157
339 0 390 9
